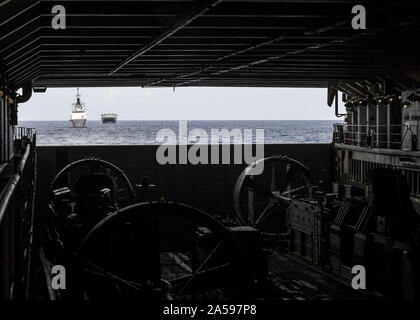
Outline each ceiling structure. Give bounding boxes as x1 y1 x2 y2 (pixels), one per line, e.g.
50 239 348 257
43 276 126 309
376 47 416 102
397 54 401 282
1 0 420 95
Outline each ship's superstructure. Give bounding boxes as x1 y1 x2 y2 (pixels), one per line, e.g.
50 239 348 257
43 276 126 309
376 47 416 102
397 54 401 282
70 88 87 128
306 88 420 298
333 88 420 201
101 112 117 124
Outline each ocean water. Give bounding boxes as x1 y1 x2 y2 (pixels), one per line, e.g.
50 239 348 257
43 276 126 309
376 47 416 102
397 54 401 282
18 120 339 145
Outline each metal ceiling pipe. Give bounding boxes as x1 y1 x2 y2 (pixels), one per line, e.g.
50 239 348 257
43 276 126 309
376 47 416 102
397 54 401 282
16 82 32 104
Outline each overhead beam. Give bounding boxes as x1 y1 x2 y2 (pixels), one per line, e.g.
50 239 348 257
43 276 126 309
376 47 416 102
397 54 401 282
108 0 224 75
144 34 289 86
149 0 413 87
173 17 416 87
2 0 420 89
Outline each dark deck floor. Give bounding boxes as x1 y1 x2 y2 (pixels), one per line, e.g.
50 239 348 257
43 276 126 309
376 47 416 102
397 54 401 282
30 246 371 300
255 250 371 300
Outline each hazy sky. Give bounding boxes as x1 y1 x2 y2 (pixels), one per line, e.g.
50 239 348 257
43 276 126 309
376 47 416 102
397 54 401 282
18 87 345 121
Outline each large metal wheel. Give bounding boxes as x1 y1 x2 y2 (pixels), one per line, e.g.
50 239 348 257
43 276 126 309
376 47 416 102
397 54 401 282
50 158 135 208
69 202 249 300
233 155 314 235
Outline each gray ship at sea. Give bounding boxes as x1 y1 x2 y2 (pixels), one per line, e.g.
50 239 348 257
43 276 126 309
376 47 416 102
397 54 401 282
101 112 117 124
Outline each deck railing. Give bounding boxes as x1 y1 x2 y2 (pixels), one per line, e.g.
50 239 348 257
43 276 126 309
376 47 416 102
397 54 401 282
333 123 418 150
0 127 36 299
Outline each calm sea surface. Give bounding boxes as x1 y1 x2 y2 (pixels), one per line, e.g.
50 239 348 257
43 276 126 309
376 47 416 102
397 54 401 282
18 120 339 145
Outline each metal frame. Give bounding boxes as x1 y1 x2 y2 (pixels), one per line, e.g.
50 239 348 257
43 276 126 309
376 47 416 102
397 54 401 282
0 0 419 89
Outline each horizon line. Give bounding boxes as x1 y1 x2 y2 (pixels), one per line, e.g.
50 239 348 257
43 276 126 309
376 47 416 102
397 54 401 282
18 119 340 122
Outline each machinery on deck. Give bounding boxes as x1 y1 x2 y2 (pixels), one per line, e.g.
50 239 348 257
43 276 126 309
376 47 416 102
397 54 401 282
42 158 264 300
234 155 420 299
42 147 420 300
44 159 135 260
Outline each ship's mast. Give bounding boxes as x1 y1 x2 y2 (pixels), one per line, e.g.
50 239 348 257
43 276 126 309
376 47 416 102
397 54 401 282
76 88 81 106
72 88 85 112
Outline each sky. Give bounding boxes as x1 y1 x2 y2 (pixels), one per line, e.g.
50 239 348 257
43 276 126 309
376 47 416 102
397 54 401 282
18 87 345 121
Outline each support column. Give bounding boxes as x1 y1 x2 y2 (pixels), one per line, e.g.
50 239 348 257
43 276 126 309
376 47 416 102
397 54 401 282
387 103 391 149
366 105 370 134
376 105 380 147
351 111 355 145
357 105 361 145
